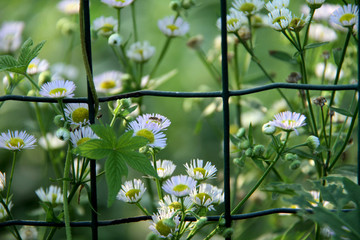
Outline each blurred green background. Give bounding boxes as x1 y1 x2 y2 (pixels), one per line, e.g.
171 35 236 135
0 0 358 239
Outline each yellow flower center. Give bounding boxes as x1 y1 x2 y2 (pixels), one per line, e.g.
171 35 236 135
28 63 37 70
273 16 287 25
195 193 212 204
194 167 206 177
166 24 179 32
157 167 165 172
100 80 116 89
72 107 89 124
77 137 91 146
136 129 155 143
227 18 239 27
239 3 256 14
136 49 144 56
101 23 115 33
169 201 182 210
115 0 126 2
156 219 173 237
7 138 24 148
51 193 58 203
125 189 140 200
173 184 189 193
49 88 67 96
340 13 356 24
282 120 296 126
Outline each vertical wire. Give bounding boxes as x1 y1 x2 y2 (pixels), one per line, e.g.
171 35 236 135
83 0 98 238
220 0 232 238
357 3 360 185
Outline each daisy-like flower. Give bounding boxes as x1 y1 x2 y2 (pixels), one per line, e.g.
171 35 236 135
330 4 359 28
289 14 310 32
93 16 118 37
184 159 217 181
35 185 63 205
267 8 292 31
64 103 90 126
306 0 325 9
57 0 80 14
158 16 189 37
135 113 171 131
0 171 5 192
0 21 25 53
152 160 176 179
94 70 123 94
27 57 49 75
190 183 224 211
232 0 265 16
265 0 289 12
20 226 38 240
117 179 146 203
0 130 36 151
70 126 98 148
162 175 197 197
216 9 247 33
149 208 180 239
39 79 76 98
159 195 193 211
101 0 134 9
127 120 167 149
268 111 306 135
0 200 12 219
126 41 155 62
309 24 338 42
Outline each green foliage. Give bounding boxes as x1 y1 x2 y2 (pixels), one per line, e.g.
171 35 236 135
0 38 45 74
304 42 329 50
281 219 313 240
269 50 297 64
73 124 157 206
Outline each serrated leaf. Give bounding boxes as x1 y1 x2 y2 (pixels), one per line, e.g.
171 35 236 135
73 139 111 159
329 106 353 117
269 50 297 64
342 177 360 207
105 151 128 207
281 219 314 240
116 131 148 150
0 55 25 73
18 38 46 66
90 124 116 145
304 42 329 50
332 164 358 177
123 151 157 177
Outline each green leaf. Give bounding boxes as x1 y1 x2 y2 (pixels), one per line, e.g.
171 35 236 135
281 219 314 240
116 131 148 150
329 106 353 117
342 177 360 207
18 38 46 66
0 55 25 73
248 123 253 146
90 124 117 145
269 50 297 64
105 151 128 207
73 139 111 159
123 151 157 178
304 42 329 50
332 48 342 66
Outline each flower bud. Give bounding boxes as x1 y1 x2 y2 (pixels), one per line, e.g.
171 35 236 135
235 128 246 138
253 145 265 157
306 0 325 9
38 70 52 86
306 135 320 150
54 115 65 127
186 35 203 49
56 128 70 141
285 153 298 162
222 228 234 238
108 33 122 47
289 160 301 170
262 123 276 135
245 148 253 157
233 156 245 168
163 218 176 229
169 0 181 11
239 140 250 150
120 98 132 109
182 0 195 9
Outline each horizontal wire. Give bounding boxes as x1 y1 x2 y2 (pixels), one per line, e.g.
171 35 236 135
0 208 355 228
0 84 357 103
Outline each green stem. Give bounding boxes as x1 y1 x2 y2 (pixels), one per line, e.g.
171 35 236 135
135 202 150 216
6 151 17 205
131 3 138 41
231 132 290 214
117 8 121 34
303 8 315 47
194 48 221 84
24 73 40 91
151 150 163 200
63 145 73 240
0 195 22 240
149 37 172 78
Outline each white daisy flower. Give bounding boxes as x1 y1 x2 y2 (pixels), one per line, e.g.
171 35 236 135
232 0 265 16
190 183 224 211
93 16 118 37
265 0 289 12
267 8 292 31
306 0 325 9
94 70 123 94
315 62 344 81
184 159 217 181
127 120 167 149
20 226 38 240
216 9 247 33
330 4 359 28
51 63 79 80
152 160 176 179
289 14 310 32
64 103 90 126
0 130 36 151
126 41 155 62
27 57 49 75
301 4 340 21
0 21 24 53
268 111 306 135
158 16 189 37
35 185 63 205
39 79 76 98
116 179 146 203
135 113 171 131
0 200 12 219
162 175 197 197
0 171 5 192
309 24 338 42
101 0 134 8
149 208 180 239
159 195 193 211
70 126 98 148
57 0 80 14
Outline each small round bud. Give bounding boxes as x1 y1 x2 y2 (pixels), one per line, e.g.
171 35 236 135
120 98 132 109
169 0 181 11
306 0 325 10
262 123 276 135
139 146 149 154
56 128 70 141
163 218 176 229
222 228 234 238
245 148 253 157
38 70 52 86
182 0 195 9
289 160 301 170
285 153 298 162
218 218 226 227
108 33 122 47
239 140 250 150
233 156 245 168
27 89 36 97
235 128 246 138
253 145 265 157
54 115 65 127
306 135 320 150
146 232 159 240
